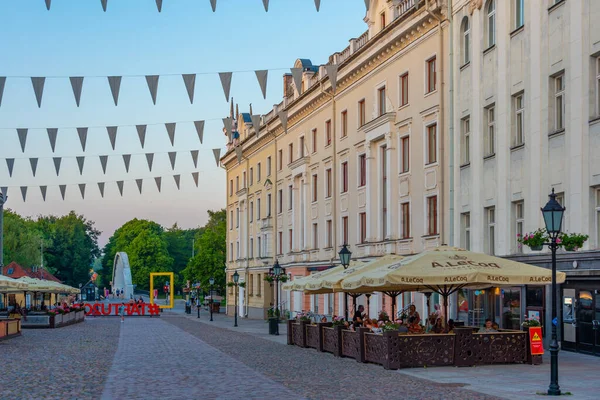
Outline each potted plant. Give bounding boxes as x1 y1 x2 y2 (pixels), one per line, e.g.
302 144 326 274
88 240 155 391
331 316 346 327
517 229 547 251
558 232 588 251
522 317 541 328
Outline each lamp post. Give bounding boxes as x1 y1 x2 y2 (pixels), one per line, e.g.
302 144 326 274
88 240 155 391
233 271 239 327
541 189 565 396
338 244 352 321
272 260 286 336
197 287 201 319
209 277 215 322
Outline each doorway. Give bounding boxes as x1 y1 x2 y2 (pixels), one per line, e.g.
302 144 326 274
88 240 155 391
562 284 600 356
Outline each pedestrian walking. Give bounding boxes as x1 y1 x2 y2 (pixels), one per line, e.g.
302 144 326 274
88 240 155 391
119 302 125 322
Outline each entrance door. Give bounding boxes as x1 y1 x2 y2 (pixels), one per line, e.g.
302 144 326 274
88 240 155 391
577 290 600 355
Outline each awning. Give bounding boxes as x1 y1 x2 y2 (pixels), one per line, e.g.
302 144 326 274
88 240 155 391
0 275 28 290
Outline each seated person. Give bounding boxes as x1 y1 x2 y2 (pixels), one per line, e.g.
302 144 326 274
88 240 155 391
479 318 498 333
407 316 422 334
320 316 328 323
431 317 444 334
352 305 365 328
444 319 456 334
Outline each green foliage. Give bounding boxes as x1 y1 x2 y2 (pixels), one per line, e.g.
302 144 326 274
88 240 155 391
164 223 202 289
2 209 42 268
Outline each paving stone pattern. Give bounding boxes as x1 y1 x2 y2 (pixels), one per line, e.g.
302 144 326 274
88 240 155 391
164 315 501 400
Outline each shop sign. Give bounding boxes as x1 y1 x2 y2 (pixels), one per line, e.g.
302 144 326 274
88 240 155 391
528 326 544 355
79 303 161 316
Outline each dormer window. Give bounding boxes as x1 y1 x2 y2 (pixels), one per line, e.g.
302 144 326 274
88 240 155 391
380 12 386 29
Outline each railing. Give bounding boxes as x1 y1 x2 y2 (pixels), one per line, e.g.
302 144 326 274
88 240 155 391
397 0 416 17
355 30 369 50
338 45 352 65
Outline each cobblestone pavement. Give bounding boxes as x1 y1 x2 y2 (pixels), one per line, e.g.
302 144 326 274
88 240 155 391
100 317 303 400
0 318 120 400
163 315 500 400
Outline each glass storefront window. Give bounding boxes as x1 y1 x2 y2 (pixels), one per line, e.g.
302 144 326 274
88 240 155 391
502 288 521 330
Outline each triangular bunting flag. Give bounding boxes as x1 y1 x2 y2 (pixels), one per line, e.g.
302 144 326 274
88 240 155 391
278 111 288 134
212 148 221 167
79 184 86 199
136 125 147 148
182 74 196 104
262 0 269 12
1 187 7 199
192 172 199 187
210 0 216 12
117 181 124 196
154 177 162 192
99 155 108 174
17 128 28 152
20 187 27 202
0 77 5 107
53 157 61 176
168 152 177 170
223 117 232 141
173 174 181 190
190 150 199 168
235 146 243 163
156 0 162 12
77 127 88 151
6 159 14 177
29 158 38 177
59 185 66 200
165 123 176 146
69 77 84 107
146 153 154 171
146 75 159 105
251 115 261 137
219 72 232 101
101 0 108 12
40 186 47 201
136 179 143 194
98 182 105 198
47 128 58 152
107 76 121 105
364 0 369 10
314 0 321 11
45 0 51 10
107 126 118 150
122 154 131 172
31 77 45 107
255 70 268 99
326 65 339 93
291 68 303 95
76 156 85 175
194 120 205 144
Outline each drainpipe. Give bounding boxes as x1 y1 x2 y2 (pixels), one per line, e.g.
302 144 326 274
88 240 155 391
447 0 454 248
245 153 250 318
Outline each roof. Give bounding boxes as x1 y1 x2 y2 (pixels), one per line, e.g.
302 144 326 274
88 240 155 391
240 113 252 123
3 261 62 283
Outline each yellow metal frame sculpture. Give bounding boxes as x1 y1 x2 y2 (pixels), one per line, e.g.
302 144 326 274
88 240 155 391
149 272 174 309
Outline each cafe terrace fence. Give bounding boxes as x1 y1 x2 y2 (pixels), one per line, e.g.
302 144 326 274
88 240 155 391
287 320 528 369
0 318 21 340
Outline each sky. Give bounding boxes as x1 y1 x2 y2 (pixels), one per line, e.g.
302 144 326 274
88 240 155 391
0 0 367 246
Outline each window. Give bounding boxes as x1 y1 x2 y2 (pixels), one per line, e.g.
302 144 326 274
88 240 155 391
313 223 318 249
461 17 470 65
595 188 600 247
426 124 437 164
426 57 437 93
326 120 332 145
378 86 386 116
380 11 386 29
342 216 349 245
229 180 233 196
288 143 294 164
257 163 261 182
514 201 524 253
288 185 293 210
341 162 348 193
229 210 233 230
249 168 253 186
236 241 240 259
257 198 261 220
401 202 410 239
359 154 366 187
278 232 283 255
461 117 470 165
326 168 332 198
278 189 283 213
555 192 565 229
257 236 262 257
326 220 332 248
257 274 261 295
515 0 524 29
485 106 495 156
236 207 239 228
236 176 239 192
400 73 409 106
359 212 367 244
341 111 348 138
242 171 246 188
513 94 524 146
427 196 438 235
485 207 496 255
596 57 600 117
267 156 272 176
250 201 254 222
300 136 305 158
266 194 271 217
289 229 293 252
400 136 410 173
461 212 471 250
312 129 317 153
554 74 565 131
358 99 366 126
278 149 283 170
249 238 254 258
486 0 496 47
229 242 233 261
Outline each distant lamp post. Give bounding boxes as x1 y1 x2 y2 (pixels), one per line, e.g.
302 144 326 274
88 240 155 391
338 244 352 321
209 277 215 322
541 189 565 396
271 260 286 336
232 271 239 327
197 286 201 319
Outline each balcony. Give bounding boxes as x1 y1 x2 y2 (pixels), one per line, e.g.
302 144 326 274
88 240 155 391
260 217 273 231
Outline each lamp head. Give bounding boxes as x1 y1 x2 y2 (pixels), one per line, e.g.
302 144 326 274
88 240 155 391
232 271 239 283
273 259 282 276
338 244 352 269
541 189 565 238
209 277 215 286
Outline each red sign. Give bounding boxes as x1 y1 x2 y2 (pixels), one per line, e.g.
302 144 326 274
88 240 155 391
79 303 161 317
528 326 544 355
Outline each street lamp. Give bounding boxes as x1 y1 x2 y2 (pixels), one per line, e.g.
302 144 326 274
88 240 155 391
338 244 352 321
272 260 285 336
209 277 215 322
197 286 201 319
232 271 239 327
541 189 565 396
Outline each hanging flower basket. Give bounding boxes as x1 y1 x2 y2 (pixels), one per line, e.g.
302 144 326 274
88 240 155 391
558 233 588 252
517 229 547 251
529 245 543 251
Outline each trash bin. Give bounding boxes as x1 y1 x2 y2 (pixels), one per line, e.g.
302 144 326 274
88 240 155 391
268 317 279 335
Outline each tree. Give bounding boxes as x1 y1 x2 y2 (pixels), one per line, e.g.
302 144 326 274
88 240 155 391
2 209 42 268
164 223 202 289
